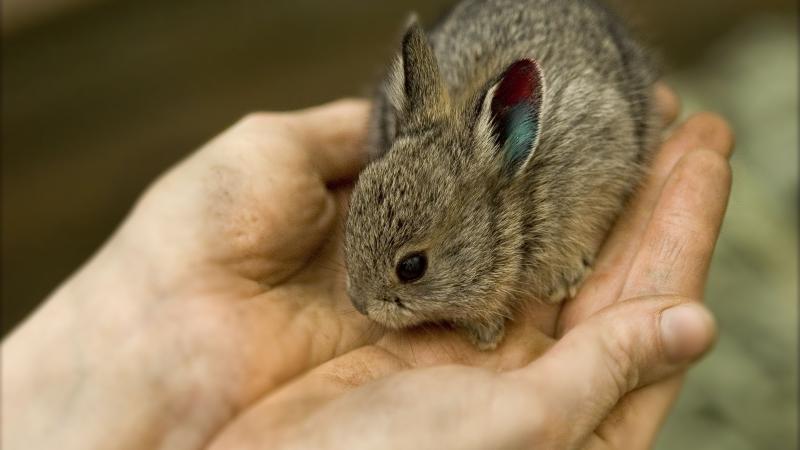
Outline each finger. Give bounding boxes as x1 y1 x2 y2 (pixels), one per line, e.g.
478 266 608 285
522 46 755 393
559 113 734 333
619 149 732 300
592 376 684 450
595 113 734 285
513 297 717 449
654 83 680 126
589 149 731 448
588 149 731 448
286 99 371 182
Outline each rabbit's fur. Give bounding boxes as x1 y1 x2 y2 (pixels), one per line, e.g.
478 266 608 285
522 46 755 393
345 0 661 350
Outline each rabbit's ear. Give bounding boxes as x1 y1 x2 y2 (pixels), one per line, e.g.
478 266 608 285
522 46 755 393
475 59 544 175
384 16 448 128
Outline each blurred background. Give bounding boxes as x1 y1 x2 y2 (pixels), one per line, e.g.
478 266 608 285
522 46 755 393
2 0 797 447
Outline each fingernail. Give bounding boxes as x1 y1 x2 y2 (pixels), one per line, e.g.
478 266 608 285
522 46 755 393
660 303 717 364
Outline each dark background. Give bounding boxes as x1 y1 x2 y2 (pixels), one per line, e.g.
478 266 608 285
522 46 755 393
0 0 793 333
2 1 797 448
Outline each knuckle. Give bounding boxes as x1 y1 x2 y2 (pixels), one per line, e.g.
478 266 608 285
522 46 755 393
325 97 370 112
686 111 728 133
671 150 733 201
654 84 680 117
239 111 269 126
237 111 284 133
685 112 736 155
680 148 731 180
598 326 639 397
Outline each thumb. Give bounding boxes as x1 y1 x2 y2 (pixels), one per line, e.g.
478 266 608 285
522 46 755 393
285 99 371 182
511 297 716 445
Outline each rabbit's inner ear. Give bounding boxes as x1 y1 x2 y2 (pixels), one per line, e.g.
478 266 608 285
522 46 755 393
477 59 544 175
385 18 448 130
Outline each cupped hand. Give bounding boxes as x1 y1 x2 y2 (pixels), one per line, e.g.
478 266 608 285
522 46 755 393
1 85 734 450
3 101 376 450
203 86 734 449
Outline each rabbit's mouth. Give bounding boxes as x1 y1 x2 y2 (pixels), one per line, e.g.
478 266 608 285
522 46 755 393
347 283 422 328
365 298 425 329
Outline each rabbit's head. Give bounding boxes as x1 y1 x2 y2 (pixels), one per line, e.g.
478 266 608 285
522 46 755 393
344 21 546 329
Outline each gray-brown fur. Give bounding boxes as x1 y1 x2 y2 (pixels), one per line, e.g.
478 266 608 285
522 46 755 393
346 0 662 350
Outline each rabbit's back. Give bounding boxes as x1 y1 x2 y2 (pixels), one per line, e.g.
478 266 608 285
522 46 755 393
429 0 661 300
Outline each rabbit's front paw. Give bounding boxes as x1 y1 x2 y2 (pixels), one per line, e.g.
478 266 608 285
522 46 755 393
547 256 593 303
463 319 506 351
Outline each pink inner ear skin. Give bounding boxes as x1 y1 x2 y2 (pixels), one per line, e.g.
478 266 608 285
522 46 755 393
492 59 541 114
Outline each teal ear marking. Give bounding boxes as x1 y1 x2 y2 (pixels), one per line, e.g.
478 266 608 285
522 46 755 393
503 103 540 170
489 59 544 174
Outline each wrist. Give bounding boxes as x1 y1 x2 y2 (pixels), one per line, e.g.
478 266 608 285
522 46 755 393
2 237 220 450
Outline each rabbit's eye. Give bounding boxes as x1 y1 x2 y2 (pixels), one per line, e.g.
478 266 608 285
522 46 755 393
396 252 427 283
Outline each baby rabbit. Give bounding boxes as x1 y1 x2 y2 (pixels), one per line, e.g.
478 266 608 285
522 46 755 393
344 0 662 350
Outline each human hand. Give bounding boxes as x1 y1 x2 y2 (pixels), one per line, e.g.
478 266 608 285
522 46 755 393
2 100 378 449
1 86 733 450
204 87 734 449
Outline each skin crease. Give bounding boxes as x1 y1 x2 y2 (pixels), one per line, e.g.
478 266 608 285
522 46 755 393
0 84 734 450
